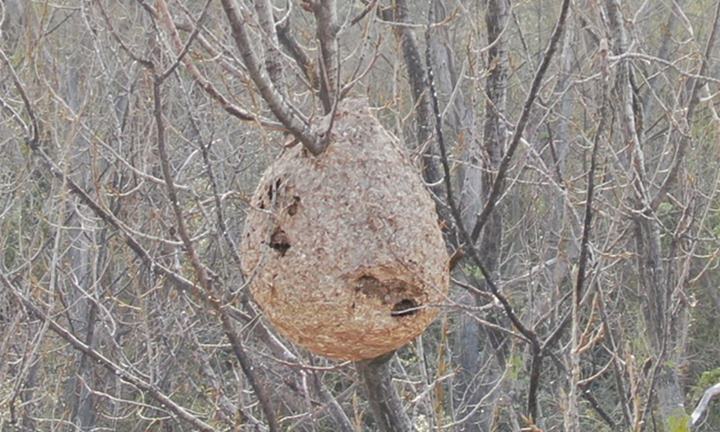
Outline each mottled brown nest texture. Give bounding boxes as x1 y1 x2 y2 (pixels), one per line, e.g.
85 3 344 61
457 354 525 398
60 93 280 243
240 98 449 360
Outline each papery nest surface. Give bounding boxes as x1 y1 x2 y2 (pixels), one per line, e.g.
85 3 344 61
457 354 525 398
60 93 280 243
240 98 449 360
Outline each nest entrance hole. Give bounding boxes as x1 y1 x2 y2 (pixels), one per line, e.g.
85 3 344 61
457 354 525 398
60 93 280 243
354 275 421 318
269 227 290 256
391 299 419 317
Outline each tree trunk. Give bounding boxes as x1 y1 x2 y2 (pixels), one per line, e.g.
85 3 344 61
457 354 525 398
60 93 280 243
454 1 511 430
382 0 442 195
356 354 414 432
61 56 101 432
604 1 688 429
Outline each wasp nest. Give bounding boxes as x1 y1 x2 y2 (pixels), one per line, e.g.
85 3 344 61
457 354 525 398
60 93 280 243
240 98 449 360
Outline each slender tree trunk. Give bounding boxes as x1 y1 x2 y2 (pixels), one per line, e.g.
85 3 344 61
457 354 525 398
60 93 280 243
604 1 687 429
382 0 442 194
19 357 39 430
356 354 414 432
455 1 510 430
479 0 509 303
0 0 24 50
640 0 683 119
61 57 100 432
254 0 284 87
314 0 339 111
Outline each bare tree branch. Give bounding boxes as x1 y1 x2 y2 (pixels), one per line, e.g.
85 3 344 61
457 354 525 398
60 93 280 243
150 71 281 432
567 70 608 431
1 273 216 432
219 0 327 155
254 0 285 85
691 382 720 427
313 0 339 111
154 0 281 127
469 0 572 244
650 0 720 209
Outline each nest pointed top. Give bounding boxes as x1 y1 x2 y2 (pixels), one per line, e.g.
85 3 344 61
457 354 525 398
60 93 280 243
240 97 449 360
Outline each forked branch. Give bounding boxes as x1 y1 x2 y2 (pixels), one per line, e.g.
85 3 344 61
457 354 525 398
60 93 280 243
219 0 329 155
1 273 215 432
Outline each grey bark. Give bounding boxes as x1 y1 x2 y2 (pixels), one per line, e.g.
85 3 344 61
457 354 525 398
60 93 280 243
356 354 414 432
19 357 39 430
382 0 442 194
454 1 510 431
253 0 284 87
640 0 683 119
219 0 326 155
550 11 575 179
604 1 687 429
314 0 339 111
422 0 480 233
61 54 100 432
427 0 471 138
0 0 24 50
546 3 579 346
479 0 509 277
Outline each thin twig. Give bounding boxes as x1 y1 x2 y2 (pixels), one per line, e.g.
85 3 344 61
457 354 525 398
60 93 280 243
1 273 216 432
151 74 280 432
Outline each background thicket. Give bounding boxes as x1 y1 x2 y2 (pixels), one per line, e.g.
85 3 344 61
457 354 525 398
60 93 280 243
1 0 719 431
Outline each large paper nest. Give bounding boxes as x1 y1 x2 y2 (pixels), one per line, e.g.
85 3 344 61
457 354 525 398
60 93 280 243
240 98 449 360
